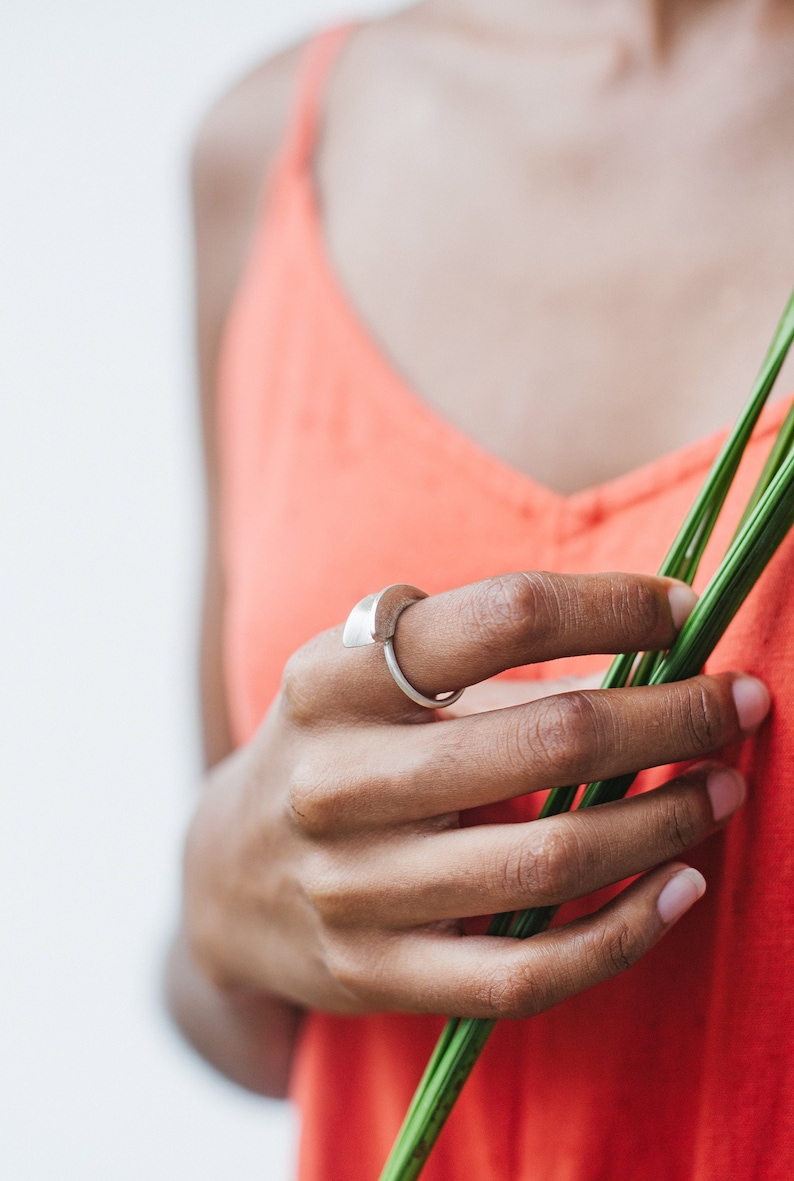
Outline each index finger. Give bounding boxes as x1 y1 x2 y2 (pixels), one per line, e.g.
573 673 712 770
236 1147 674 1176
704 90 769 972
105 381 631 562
282 571 695 723
397 572 695 695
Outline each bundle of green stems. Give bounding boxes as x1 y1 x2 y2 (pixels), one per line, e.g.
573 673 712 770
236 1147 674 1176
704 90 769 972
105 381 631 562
379 287 794 1181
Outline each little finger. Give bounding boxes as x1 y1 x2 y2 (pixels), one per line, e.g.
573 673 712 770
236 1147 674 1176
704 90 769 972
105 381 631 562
332 862 705 1018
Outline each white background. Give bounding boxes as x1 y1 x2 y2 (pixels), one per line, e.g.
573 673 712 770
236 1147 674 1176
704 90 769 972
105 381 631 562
0 3 397 1178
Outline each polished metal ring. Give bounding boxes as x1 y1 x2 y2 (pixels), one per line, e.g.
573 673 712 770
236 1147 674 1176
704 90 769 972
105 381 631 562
342 584 464 709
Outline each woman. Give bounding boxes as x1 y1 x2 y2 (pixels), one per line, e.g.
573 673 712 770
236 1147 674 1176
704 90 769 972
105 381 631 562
167 4 794 1178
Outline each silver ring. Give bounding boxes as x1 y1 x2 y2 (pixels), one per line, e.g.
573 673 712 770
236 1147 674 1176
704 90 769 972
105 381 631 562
342 584 464 709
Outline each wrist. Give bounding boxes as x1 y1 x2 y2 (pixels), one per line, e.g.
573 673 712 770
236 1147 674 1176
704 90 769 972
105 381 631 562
166 928 305 1098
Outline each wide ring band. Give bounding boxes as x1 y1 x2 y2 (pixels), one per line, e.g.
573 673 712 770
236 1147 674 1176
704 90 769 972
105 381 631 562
342 584 464 709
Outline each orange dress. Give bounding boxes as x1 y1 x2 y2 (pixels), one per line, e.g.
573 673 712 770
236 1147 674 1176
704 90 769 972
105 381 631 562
216 25 794 1181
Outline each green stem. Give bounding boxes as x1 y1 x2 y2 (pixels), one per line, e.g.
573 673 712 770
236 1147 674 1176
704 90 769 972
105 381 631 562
734 396 794 538
658 286 794 584
377 286 794 1181
379 1019 497 1181
379 441 794 1181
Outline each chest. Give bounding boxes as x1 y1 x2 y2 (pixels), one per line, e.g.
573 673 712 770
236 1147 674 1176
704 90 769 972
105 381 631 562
318 33 794 494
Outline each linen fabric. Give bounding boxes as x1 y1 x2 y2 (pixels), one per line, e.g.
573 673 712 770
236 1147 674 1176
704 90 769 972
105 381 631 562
216 25 794 1181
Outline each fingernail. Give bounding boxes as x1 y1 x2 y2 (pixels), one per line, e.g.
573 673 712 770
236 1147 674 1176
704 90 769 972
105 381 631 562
706 767 746 821
657 867 706 924
731 675 771 732
667 584 698 630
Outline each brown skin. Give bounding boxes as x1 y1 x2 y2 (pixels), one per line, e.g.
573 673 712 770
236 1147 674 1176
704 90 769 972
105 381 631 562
320 0 794 493
168 0 790 1098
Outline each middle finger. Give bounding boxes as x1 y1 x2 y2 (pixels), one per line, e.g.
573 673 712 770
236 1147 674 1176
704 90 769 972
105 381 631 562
291 671 767 834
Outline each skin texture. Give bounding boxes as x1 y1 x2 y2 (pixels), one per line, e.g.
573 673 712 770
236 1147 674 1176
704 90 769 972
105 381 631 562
319 0 794 494
168 0 790 1098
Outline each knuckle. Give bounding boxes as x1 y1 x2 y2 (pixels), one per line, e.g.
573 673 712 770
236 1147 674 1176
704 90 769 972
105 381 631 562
471 572 552 647
323 936 385 1002
614 576 666 638
494 711 538 781
286 758 346 836
285 764 322 831
476 964 530 1020
528 692 604 782
657 792 703 854
479 572 535 629
498 827 571 903
279 647 318 726
592 914 643 979
495 842 537 902
539 824 591 899
678 677 730 754
301 853 353 923
323 939 364 993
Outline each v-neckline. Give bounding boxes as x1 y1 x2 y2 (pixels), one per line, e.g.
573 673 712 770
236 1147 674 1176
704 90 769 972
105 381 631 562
292 60 792 526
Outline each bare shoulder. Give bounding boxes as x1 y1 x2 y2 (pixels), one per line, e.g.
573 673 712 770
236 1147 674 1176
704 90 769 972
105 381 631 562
322 8 448 136
191 13 433 355
193 40 308 768
192 40 306 210
192 41 306 317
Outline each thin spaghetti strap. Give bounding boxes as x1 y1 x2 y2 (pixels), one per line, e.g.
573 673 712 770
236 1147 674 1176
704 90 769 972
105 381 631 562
280 24 357 174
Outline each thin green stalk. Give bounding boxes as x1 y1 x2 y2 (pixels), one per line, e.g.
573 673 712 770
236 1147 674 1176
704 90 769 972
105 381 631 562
583 441 794 812
735 396 794 536
656 286 794 583
654 443 794 685
541 286 794 819
378 286 794 1181
380 439 794 1181
390 1017 462 1141
380 1020 496 1181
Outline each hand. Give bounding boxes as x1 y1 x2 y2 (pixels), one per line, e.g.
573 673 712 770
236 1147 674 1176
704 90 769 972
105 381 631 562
183 571 769 1021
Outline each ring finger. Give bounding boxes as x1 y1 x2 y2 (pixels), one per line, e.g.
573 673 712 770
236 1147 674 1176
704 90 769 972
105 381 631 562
306 764 743 928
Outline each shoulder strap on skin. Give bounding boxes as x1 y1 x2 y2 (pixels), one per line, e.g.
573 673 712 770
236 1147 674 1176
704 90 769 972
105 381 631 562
281 24 357 173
